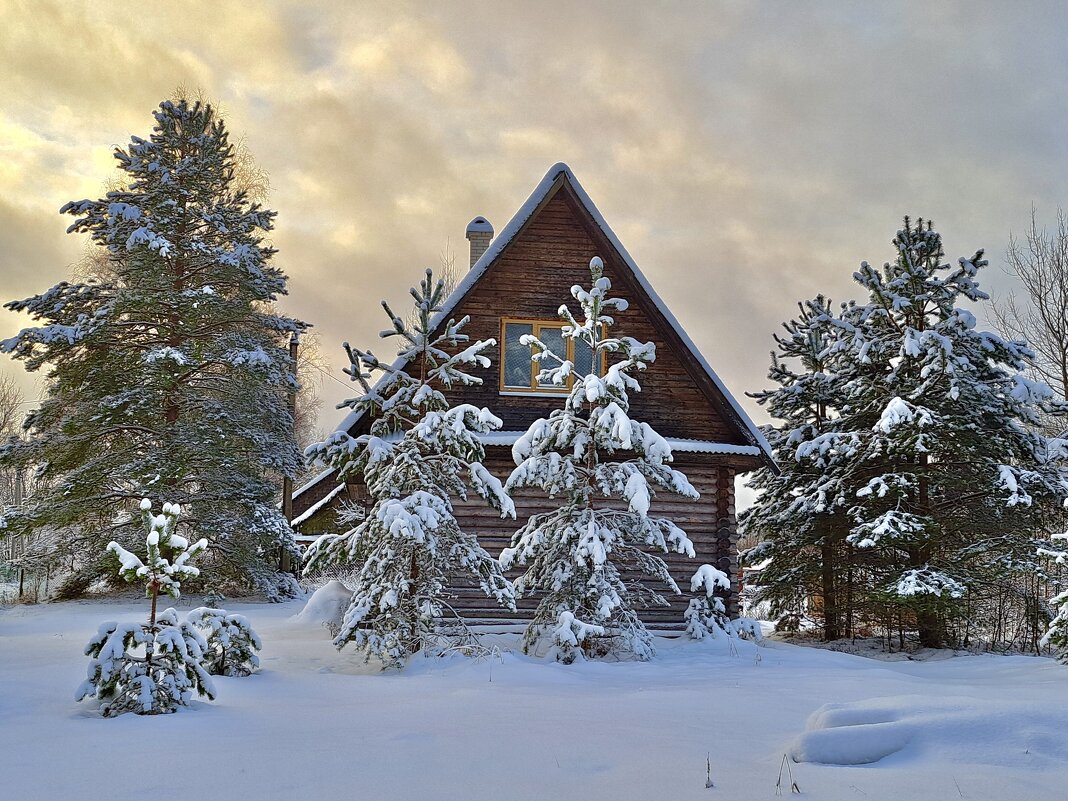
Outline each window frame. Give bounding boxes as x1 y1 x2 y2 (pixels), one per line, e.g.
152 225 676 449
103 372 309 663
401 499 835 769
499 316 605 395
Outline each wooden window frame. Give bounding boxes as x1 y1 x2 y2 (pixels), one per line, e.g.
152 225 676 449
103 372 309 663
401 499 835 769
499 317 605 395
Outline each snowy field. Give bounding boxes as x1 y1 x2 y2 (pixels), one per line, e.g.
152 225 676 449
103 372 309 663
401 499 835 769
2 599 1067 801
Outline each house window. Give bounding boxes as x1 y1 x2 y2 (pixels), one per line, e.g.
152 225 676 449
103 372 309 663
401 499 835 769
500 318 601 393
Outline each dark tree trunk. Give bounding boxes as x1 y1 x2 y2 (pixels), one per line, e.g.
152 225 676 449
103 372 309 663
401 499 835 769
821 539 840 641
916 608 943 649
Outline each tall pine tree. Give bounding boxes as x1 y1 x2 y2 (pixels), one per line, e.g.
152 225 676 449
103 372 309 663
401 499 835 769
1 100 305 599
747 220 1068 648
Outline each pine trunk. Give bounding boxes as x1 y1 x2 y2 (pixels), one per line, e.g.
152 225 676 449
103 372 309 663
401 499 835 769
820 538 839 641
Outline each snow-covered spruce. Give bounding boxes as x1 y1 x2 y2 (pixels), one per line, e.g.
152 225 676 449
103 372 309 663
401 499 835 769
501 256 699 663
748 218 1068 648
0 99 305 601
76 500 215 716
302 269 516 669
186 607 262 677
1040 535 1068 662
684 564 731 640
741 296 856 638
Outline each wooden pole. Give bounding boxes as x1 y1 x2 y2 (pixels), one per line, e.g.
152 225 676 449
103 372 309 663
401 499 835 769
280 332 299 573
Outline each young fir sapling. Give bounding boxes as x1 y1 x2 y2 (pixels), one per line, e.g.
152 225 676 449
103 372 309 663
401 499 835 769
186 607 263 677
502 256 700 662
303 268 516 668
75 500 214 716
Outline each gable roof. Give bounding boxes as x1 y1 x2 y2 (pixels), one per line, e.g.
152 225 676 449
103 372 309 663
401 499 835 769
331 162 774 466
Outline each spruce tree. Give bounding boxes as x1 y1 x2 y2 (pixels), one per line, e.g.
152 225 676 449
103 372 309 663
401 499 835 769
302 268 516 669
502 257 699 662
742 297 857 639
1 100 305 599
798 219 1068 647
186 607 262 677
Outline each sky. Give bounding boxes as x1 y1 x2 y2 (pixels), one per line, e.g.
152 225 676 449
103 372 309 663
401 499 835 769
2 1 1067 445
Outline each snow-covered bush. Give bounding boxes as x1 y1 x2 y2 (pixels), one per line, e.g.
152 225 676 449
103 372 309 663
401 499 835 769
303 268 516 668
75 500 215 716
187 607 262 677
502 257 699 663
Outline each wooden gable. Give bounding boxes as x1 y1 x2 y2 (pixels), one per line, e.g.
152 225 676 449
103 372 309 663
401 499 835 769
438 177 749 448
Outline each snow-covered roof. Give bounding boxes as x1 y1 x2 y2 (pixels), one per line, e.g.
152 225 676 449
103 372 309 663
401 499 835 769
291 483 346 527
473 430 761 456
326 162 773 467
291 467 336 501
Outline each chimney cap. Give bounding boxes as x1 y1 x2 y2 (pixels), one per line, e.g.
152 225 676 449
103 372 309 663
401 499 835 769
465 216 493 236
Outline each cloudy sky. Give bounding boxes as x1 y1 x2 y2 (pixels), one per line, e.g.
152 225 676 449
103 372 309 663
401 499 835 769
2 1 1067 440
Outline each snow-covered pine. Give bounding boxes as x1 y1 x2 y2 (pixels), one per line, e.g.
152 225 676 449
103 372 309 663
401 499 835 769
302 268 516 669
0 99 306 601
1039 535 1068 662
741 296 857 639
186 607 262 677
502 256 699 663
76 500 214 716
684 563 732 640
790 219 1068 648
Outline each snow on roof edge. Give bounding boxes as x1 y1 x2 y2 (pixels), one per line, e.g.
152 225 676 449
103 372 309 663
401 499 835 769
330 162 774 466
291 482 346 527
291 466 336 500
333 164 568 436
374 429 760 456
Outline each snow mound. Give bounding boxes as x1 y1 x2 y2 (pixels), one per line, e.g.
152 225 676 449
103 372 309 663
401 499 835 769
790 694 1068 768
293 580 351 631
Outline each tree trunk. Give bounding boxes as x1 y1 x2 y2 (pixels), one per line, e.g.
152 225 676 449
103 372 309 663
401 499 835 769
820 539 839 641
916 608 943 649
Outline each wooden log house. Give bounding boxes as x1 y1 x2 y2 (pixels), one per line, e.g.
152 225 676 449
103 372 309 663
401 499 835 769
290 163 776 628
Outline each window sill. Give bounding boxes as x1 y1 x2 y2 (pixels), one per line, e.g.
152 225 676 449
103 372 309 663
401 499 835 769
499 389 570 398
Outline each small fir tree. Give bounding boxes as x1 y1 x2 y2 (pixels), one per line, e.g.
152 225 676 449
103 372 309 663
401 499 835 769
502 256 699 663
302 269 516 668
1 99 305 600
684 563 733 640
186 607 262 677
76 500 214 716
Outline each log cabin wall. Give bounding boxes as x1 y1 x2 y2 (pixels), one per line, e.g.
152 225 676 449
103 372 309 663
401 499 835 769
446 449 742 627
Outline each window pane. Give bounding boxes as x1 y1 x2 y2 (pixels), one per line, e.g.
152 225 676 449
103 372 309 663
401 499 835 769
536 326 566 387
574 336 595 377
503 322 534 387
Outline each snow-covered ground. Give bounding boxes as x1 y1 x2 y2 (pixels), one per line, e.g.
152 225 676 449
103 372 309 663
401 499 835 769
2 599 1066 801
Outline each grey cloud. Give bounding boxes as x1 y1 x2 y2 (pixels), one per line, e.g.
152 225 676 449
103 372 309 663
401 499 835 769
2 0 1066 427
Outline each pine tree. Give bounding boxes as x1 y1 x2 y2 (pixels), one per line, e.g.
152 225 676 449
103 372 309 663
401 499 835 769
742 297 857 639
186 607 262 677
796 219 1068 647
76 500 215 716
1 100 305 599
502 257 699 663
302 268 516 668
